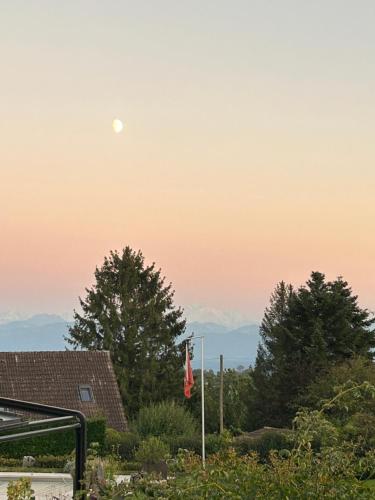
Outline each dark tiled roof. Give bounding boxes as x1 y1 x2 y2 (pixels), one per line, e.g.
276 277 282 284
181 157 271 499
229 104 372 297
0 351 127 431
239 427 290 439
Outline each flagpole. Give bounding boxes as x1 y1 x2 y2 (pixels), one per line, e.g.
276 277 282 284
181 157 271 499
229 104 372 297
186 334 206 468
201 335 205 467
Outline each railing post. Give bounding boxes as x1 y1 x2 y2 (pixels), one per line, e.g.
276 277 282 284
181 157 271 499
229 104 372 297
75 415 87 497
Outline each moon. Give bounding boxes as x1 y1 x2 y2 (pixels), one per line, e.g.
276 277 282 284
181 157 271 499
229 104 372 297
112 118 124 134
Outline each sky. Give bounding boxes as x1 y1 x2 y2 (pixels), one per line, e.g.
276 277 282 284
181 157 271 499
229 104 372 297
1 1 375 322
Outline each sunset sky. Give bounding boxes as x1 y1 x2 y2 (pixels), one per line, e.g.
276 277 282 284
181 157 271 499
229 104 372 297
1 1 375 322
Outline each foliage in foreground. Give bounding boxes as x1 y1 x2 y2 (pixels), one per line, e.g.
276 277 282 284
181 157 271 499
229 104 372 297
81 382 375 499
7 477 35 500
96 447 375 499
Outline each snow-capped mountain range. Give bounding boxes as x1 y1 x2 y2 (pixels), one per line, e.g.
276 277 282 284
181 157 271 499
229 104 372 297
0 311 261 370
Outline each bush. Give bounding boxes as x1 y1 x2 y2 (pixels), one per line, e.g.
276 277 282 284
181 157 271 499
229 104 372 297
93 448 374 499
7 477 34 500
0 457 20 468
135 436 170 465
73 383 375 499
0 417 106 458
135 401 197 439
104 428 140 460
164 434 202 456
205 431 233 455
121 460 140 471
342 412 375 453
35 455 68 468
234 431 291 460
0 455 68 470
163 431 232 457
86 417 107 452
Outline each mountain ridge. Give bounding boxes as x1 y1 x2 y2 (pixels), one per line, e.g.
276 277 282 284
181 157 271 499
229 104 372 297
0 314 260 370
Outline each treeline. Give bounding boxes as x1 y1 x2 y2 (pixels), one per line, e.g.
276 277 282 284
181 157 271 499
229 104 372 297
67 247 375 433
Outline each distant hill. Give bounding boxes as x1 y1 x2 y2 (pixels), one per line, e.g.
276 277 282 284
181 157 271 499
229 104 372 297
185 322 229 335
0 315 260 370
0 310 28 325
184 322 260 371
0 315 71 351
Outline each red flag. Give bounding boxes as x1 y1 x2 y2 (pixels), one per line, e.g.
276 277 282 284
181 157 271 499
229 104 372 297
184 344 194 398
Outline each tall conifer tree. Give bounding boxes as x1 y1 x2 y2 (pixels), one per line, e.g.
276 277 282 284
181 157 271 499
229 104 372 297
67 247 186 417
252 272 375 427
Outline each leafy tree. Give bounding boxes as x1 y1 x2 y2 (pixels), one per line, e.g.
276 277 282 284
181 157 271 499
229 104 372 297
302 357 375 454
186 368 253 433
67 247 186 417
302 356 375 411
252 272 375 427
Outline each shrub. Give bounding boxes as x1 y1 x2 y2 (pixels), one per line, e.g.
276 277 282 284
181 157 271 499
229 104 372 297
93 448 374 499
342 412 375 453
0 455 68 470
7 477 34 500
121 460 140 471
205 431 233 455
234 431 291 460
162 431 232 458
35 455 68 468
135 401 197 439
86 417 107 452
164 434 202 456
135 437 170 465
0 457 20 468
104 427 121 451
104 428 140 460
75 383 375 499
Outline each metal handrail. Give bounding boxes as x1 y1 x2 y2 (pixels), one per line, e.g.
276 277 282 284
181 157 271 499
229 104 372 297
0 397 86 497
0 415 77 434
0 423 80 442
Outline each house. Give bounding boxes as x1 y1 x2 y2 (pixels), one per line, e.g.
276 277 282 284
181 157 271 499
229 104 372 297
0 351 127 431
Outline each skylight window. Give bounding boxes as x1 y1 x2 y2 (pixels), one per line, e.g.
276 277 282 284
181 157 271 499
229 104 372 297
78 385 94 402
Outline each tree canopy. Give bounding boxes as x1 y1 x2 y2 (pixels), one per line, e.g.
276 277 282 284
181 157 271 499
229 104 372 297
186 368 253 433
67 247 186 417
251 272 375 427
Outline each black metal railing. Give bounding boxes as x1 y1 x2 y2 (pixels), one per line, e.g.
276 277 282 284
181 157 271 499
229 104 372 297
0 397 87 496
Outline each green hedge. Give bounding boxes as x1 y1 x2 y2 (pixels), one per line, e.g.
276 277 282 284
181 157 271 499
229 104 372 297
0 417 106 458
0 455 69 468
0 457 20 467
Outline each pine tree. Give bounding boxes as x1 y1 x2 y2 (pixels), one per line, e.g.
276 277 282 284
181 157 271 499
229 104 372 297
67 247 186 417
251 281 294 427
251 272 375 427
